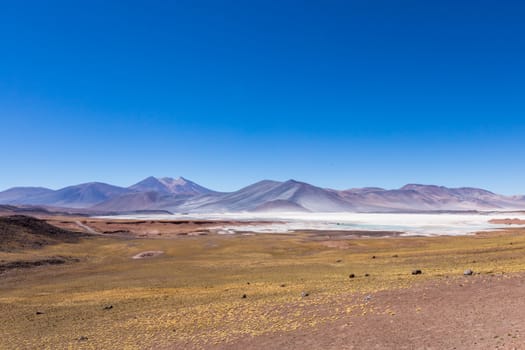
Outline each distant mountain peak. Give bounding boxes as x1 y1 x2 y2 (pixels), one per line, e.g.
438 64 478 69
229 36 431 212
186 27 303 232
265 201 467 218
142 176 158 181
128 177 161 195
401 184 445 191
285 179 300 183
283 179 309 187
250 179 282 186
130 176 212 196
159 176 189 186
2 178 525 212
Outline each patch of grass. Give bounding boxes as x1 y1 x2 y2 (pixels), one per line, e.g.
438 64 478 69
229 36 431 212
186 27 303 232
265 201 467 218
1 230 525 348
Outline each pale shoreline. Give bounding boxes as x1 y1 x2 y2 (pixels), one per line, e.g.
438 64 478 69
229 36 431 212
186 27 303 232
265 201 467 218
97 211 525 236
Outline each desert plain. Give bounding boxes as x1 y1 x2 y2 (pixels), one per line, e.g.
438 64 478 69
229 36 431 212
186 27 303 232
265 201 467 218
1 211 525 349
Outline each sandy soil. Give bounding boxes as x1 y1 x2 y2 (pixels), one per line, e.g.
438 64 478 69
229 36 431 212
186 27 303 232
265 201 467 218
214 273 525 350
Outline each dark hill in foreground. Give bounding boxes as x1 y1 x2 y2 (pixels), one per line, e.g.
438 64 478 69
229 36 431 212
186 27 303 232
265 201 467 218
0 215 87 252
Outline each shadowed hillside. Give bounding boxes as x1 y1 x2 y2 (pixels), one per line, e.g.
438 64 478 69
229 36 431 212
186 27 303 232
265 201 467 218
0 216 87 252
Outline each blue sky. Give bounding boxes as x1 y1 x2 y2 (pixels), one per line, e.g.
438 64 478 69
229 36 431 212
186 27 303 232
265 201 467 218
0 1 524 194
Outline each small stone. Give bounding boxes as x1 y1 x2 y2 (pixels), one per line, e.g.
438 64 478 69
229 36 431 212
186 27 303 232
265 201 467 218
364 295 372 301
364 273 370 277
301 291 309 297
78 336 88 342
246 282 250 285
242 294 247 299
36 311 44 315
103 305 113 310
412 269 422 275
392 254 398 258
280 284 286 287
371 256 376 259
464 269 474 276
336 259 342 263
349 273 355 279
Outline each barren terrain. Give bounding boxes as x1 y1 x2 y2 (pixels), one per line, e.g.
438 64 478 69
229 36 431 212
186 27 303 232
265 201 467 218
1 214 525 349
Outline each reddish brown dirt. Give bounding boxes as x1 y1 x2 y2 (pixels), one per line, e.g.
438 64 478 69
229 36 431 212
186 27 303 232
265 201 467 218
490 218 525 225
45 217 264 238
210 273 525 350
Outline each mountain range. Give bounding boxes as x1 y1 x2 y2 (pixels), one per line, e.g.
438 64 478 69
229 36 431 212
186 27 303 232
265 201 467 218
1 176 524 213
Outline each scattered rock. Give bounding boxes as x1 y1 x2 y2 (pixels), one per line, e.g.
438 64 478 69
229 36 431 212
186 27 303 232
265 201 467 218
364 295 372 301
464 269 474 276
349 273 355 279
364 273 370 277
132 251 164 260
103 305 113 310
242 294 247 299
301 291 309 297
78 336 88 342
412 269 422 275
35 311 44 315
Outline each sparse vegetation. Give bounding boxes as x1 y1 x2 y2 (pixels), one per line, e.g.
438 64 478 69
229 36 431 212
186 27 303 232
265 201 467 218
1 225 525 348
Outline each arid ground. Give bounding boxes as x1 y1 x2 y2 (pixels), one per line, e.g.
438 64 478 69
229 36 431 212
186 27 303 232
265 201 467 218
1 214 525 349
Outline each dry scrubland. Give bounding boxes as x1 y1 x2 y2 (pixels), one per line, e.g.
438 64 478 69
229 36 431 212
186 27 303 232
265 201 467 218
1 220 525 349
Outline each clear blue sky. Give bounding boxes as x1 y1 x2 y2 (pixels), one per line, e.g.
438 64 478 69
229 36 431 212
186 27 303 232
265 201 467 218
0 1 524 194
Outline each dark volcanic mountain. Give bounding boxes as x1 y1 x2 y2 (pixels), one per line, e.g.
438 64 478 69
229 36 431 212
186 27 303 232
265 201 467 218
1 177 525 213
